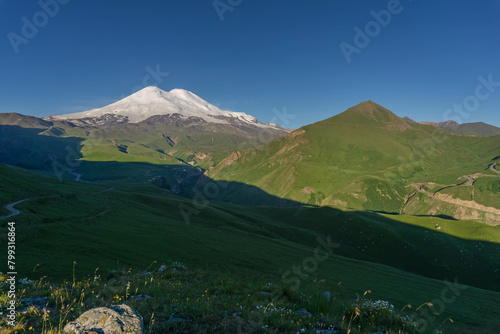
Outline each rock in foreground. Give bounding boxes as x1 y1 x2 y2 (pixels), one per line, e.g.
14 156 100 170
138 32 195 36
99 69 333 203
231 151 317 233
63 304 143 334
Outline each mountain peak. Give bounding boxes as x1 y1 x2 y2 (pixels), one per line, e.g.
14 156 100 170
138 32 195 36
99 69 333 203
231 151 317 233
359 99 377 105
46 87 279 129
133 86 198 101
134 85 165 95
402 116 417 124
141 85 162 91
327 100 411 131
353 99 386 110
169 88 192 95
420 120 459 128
129 85 166 99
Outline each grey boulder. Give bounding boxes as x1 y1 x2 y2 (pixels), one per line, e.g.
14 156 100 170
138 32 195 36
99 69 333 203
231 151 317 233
63 304 143 334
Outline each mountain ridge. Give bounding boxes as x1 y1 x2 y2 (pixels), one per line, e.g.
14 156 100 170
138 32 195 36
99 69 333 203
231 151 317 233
207 101 500 223
45 86 285 130
0 88 291 172
403 117 500 137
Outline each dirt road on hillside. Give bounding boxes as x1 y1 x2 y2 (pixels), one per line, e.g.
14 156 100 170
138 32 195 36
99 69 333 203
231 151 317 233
0 199 29 219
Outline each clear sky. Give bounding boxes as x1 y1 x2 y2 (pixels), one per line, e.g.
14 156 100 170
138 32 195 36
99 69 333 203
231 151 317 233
1 0 500 129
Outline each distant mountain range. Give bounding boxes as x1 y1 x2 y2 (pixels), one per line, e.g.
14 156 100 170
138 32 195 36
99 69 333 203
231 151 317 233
2 89 499 334
1 92 499 222
49 87 499 137
403 116 500 136
0 87 289 172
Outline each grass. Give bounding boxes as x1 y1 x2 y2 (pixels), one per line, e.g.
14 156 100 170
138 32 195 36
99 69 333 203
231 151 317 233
0 163 499 333
207 102 500 221
4 172 500 290
0 262 465 334
3 104 499 222
1 100 500 333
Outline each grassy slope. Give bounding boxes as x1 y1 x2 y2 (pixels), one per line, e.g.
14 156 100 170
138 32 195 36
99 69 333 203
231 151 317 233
1 107 499 332
0 113 286 178
1 164 499 332
60 118 288 169
208 102 500 220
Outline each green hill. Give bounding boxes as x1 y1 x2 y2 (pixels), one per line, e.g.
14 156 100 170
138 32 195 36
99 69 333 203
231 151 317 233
1 162 500 333
0 112 287 179
208 101 500 222
1 101 500 333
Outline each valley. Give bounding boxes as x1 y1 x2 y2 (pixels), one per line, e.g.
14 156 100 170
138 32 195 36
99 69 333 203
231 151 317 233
1 91 499 333
2 2 500 332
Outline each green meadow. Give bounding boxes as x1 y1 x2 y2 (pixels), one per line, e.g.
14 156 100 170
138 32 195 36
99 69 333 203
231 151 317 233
1 103 500 333
1 162 500 333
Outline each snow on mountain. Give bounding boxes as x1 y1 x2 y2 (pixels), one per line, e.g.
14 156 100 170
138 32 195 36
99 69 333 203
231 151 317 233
48 86 280 129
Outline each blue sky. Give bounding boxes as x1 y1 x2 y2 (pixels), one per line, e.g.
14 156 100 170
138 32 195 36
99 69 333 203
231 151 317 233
1 0 500 128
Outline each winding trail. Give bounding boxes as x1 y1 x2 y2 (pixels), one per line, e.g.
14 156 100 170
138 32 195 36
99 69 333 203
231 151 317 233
490 162 500 174
0 199 29 220
406 166 500 224
410 184 500 218
0 185 115 222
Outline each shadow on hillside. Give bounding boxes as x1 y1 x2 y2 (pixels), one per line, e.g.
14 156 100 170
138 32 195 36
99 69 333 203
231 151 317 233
375 210 459 221
0 125 304 208
73 160 305 208
0 125 83 171
2 125 500 292
414 214 458 220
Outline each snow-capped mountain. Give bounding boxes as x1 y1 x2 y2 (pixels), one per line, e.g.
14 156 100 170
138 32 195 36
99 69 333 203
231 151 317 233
47 86 282 129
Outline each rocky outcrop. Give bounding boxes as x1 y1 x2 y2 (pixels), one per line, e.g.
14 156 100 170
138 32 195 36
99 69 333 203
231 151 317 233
63 304 143 334
51 114 130 127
